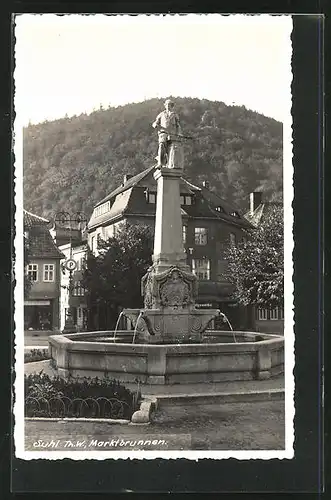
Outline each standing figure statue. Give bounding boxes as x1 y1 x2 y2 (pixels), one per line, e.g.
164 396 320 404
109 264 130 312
152 99 183 168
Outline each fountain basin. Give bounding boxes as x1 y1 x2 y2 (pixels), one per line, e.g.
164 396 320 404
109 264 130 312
48 331 284 384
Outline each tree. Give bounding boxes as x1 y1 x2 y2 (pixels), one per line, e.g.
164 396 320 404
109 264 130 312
224 205 283 308
82 222 153 330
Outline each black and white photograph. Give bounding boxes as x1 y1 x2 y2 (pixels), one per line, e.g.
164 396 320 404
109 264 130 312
14 13 294 461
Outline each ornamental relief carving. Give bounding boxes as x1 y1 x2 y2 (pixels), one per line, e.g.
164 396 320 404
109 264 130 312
141 268 154 309
142 265 198 310
159 270 190 308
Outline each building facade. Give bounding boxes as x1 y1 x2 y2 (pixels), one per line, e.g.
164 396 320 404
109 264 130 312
59 242 88 331
87 167 254 330
24 210 64 331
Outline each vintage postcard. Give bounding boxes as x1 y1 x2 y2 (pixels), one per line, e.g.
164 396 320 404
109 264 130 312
13 13 294 461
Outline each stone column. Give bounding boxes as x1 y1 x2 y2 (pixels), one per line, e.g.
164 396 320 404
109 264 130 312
153 166 188 273
123 140 220 343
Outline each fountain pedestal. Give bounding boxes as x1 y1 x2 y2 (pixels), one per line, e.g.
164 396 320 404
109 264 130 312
124 153 219 343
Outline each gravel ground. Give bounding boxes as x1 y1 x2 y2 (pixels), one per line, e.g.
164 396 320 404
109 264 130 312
25 400 285 451
151 401 285 450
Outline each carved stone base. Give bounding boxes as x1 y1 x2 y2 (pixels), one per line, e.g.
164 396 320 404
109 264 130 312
143 308 219 343
123 307 220 344
141 265 198 310
123 265 220 343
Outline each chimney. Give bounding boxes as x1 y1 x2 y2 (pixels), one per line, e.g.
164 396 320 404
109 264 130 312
123 174 132 183
250 191 263 214
202 180 210 189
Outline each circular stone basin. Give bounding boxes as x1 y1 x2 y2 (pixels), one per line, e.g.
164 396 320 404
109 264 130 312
48 330 284 385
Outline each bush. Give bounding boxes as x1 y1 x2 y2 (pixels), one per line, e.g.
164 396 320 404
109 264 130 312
24 372 141 419
24 349 50 363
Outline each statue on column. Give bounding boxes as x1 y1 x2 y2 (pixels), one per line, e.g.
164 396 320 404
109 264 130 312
152 99 184 169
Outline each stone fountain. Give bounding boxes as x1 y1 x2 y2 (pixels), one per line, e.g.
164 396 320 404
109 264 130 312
49 100 284 384
125 99 219 343
124 149 220 344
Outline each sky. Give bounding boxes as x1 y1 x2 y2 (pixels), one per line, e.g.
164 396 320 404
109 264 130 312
14 14 292 125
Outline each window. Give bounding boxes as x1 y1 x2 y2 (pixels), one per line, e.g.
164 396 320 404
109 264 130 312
96 234 104 247
182 225 187 244
147 192 156 204
73 280 86 297
145 189 156 204
270 307 284 320
94 201 110 218
257 307 284 321
90 235 96 252
113 223 123 237
229 232 236 246
194 227 208 245
75 257 84 271
180 195 192 206
278 307 284 320
43 264 54 282
215 206 224 213
217 259 228 277
257 308 268 320
192 259 210 280
27 264 38 282
270 308 279 320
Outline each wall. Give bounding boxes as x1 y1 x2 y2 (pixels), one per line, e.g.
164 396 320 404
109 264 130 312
184 218 244 282
28 258 59 298
59 244 88 331
88 221 125 254
254 307 284 334
255 319 284 335
27 258 61 329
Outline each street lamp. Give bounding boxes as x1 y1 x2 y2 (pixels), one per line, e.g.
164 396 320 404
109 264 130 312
54 211 87 333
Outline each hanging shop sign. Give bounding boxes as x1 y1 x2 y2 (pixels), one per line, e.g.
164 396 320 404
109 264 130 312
65 259 77 271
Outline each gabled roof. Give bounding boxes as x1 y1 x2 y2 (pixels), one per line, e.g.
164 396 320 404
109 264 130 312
177 180 253 229
198 186 253 229
244 201 283 227
181 178 201 192
24 209 64 259
96 166 155 207
88 166 254 231
24 210 49 228
199 186 242 215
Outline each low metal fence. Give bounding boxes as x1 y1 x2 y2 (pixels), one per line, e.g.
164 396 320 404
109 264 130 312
25 396 131 419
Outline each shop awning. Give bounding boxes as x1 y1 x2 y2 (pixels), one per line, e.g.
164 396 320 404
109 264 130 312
197 281 234 299
24 300 51 306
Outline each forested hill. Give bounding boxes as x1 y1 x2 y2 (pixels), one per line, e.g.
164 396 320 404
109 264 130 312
23 97 283 219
